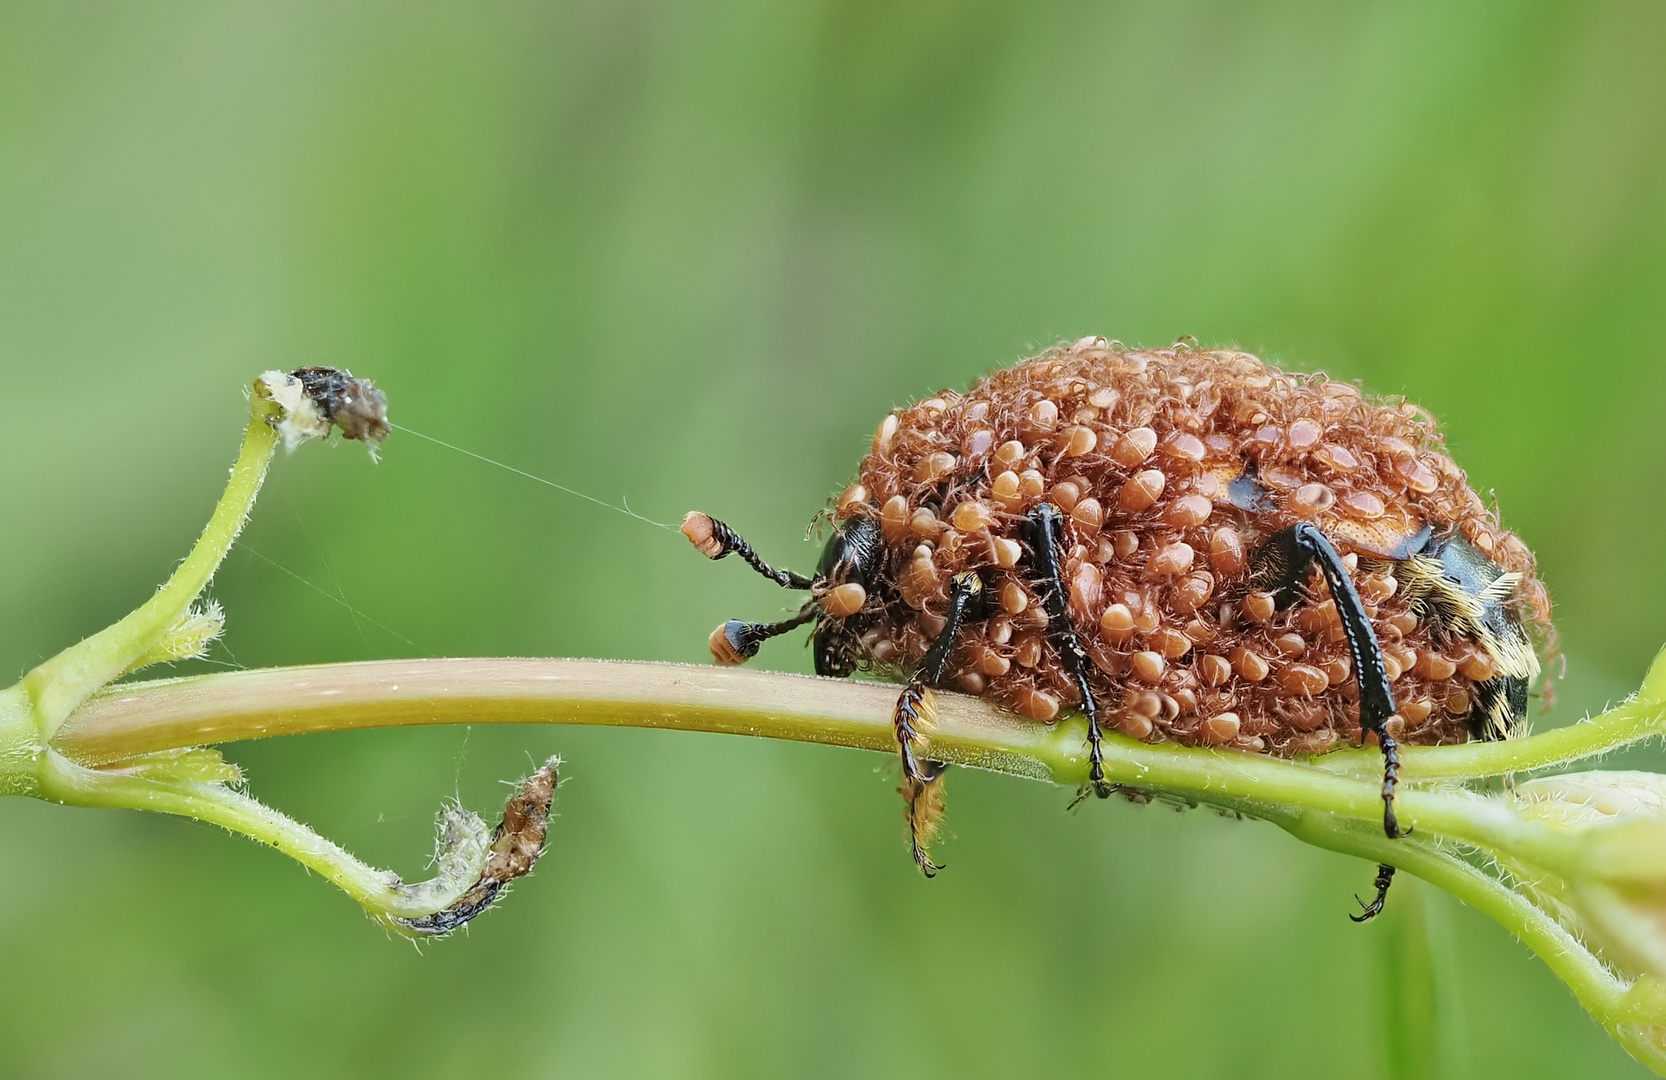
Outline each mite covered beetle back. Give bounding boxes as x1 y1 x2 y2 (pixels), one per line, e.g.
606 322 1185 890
835 338 1556 756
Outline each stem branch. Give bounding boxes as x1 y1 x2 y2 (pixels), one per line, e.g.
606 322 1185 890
25 412 278 738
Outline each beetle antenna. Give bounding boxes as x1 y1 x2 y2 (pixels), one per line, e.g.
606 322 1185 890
682 512 815 590
707 606 818 665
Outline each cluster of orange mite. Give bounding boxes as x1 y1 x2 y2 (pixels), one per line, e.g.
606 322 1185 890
834 338 1554 755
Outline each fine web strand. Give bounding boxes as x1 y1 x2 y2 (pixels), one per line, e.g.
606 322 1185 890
189 656 245 671
390 422 674 530
239 545 426 653
280 486 374 656
198 627 245 672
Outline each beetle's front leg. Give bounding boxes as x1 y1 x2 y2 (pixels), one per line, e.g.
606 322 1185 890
891 570 984 876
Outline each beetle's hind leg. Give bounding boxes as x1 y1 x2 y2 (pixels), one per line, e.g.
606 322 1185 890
1258 523 1406 841
1350 863 1396 923
1258 524 1408 920
891 570 985 876
1023 504 1114 806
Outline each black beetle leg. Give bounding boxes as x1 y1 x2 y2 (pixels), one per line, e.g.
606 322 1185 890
1257 523 1406 842
1350 864 1396 923
1024 504 1113 807
1259 523 1407 919
891 570 984 877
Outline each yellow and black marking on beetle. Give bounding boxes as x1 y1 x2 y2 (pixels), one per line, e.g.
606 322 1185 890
681 338 1556 920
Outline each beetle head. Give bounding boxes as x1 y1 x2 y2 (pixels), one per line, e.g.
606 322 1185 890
812 517 883 676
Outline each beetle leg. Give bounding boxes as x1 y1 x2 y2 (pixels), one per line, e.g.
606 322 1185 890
706 605 818 665
891 570 984 876
1258 523 1406 840
893 685 946 877
1349 863 1396 923
1260 523 1407 918
1023 504 1114 806
682 511 815 590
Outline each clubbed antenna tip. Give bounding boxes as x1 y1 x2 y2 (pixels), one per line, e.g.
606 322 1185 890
707 621 753 666
681 511 724 559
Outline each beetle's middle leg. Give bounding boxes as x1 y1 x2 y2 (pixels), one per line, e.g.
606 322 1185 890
1258 522 1404 920
891 570 984 876
1023 504 1114 807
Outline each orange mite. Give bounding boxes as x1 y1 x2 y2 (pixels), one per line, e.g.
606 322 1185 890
683 338 1555 919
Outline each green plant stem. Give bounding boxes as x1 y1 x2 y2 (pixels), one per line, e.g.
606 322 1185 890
24 413 279 740
1313 691 1666 782
36 749 474 924
53 658 1666 861
56 660 1042 765
1272 808 1666 1073
0 382 510 935
52 656 1666 1070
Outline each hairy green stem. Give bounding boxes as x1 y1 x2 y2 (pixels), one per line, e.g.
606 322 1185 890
0 375 522 937
25 413 278 740
46 655 1666 1070
1314 693 1666 782
37 749 475 923
51 657 1666 869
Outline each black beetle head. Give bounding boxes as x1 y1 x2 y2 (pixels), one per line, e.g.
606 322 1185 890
816 516 882 588
812 517 883 677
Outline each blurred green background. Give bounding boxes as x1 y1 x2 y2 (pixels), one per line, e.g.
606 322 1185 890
2 1 1664 1076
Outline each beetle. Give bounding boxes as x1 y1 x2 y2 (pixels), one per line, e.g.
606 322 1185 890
682 338 1555 919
